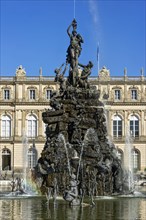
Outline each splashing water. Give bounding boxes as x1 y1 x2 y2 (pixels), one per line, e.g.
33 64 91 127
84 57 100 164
58 134 71 176
77 128 98 181
124 127 134 192
76 143 84 181
22 130 29 191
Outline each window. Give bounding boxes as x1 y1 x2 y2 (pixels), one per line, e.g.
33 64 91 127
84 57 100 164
131 90 137 100
4 90 10 100
46 89 52 100
115 90 120 100
130 115 139 138
113 115 122 138
133 149 140 170
29 89 35 100
28 147 37 169
1 115 11 138
27 115 37 137
2 148 11 170
117 149 123 162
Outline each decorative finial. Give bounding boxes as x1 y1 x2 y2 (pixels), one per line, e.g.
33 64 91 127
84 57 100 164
39 67 42 76
124 67 127 76
140 67 144 76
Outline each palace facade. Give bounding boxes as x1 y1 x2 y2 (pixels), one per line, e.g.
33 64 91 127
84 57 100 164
0 65 146 175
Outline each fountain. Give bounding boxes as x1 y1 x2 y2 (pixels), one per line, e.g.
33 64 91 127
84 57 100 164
2 131 36 197
30 19 132 205
0 16 145 220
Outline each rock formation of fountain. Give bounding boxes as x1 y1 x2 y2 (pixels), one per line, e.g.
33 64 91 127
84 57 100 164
32 20 131 204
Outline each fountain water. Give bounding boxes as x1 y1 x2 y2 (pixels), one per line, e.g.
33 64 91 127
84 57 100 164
123 127 134 193
7 131 36 196
58 134 71 177
22 130 29 191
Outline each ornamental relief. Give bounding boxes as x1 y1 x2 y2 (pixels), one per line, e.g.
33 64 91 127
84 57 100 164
0 111 13 118
101 87 109 100
43 86 54 95
112 86 122 90
127 111 140 120
27 86 38 90
112 111 124 119
1 85 11 89
25 111 38 119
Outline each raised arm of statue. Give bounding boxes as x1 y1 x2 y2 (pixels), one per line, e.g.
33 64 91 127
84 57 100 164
59 63 64 71
67 23 72 38
62 63 68 76
78 63 85 68
54 63 64 82
67 19 77 38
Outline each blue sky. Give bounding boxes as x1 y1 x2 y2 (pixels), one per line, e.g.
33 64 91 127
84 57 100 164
0 0 145 77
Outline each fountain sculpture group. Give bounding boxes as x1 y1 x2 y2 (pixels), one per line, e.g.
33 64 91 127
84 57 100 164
32 20 131 205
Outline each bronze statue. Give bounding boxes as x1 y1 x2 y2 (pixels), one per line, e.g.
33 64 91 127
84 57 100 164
54 63 68 93
66 19 83 70
78 61 93 88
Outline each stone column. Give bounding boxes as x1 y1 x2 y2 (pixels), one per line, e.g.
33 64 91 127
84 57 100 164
141 84 144 101
15 110 18 137
39 83 42 101
15 83 19 101
11 110 15 138
141 110 144 136
22 84 26 101
21 110 26 133
124 84 127 102
38 110 42 138
124 110 128 137
108 110 112 138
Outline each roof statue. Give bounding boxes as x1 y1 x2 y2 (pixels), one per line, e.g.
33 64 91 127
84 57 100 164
16 65 26 79
98 66 110 81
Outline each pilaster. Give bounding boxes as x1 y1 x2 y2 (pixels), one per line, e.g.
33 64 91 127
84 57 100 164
39 83 43 101
38 110 43 137
22 110 26 133
22 84 26 101
124 110 128 136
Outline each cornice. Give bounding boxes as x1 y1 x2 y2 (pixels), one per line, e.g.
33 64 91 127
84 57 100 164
105 101 146 106
0 102 50 106
116 102 146 106
1 100 146 106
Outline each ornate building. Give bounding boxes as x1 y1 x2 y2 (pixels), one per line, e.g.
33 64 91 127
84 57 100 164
0 65 146 175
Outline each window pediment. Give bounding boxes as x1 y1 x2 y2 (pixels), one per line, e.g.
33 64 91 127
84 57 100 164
112 86 122 90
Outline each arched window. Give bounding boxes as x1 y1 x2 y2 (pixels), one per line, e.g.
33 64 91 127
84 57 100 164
1 115 11 138
27 147 37 169
113 115 122 138
133 148 140 171
27 115 37 138
130 115 139 138
2 148 11 170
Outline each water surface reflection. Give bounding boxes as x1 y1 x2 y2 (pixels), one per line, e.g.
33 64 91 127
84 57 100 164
0 195 146 220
